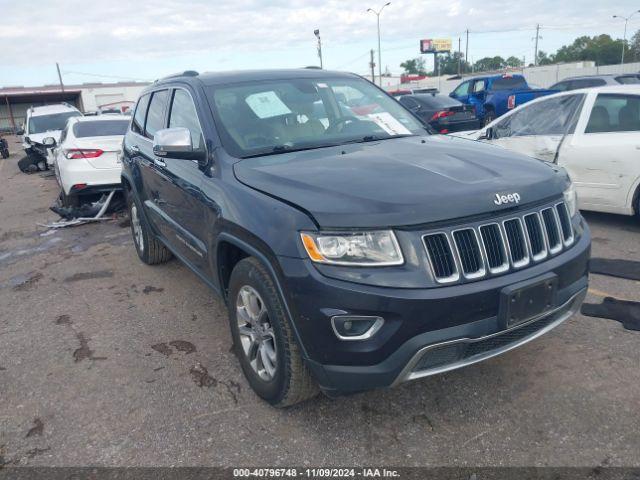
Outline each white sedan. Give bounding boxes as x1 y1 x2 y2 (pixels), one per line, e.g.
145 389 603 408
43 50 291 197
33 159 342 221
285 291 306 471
454 85 640 217
44 116 129 206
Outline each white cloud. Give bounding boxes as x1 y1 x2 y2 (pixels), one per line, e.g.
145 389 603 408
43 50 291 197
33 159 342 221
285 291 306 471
0 0 635 67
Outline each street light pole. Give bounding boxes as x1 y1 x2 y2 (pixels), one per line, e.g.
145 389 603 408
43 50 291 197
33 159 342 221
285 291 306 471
367 2 391 87
613 10 640 65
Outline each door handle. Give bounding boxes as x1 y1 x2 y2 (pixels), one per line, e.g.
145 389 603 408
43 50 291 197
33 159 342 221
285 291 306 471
154 157 166 167
131 145 140 153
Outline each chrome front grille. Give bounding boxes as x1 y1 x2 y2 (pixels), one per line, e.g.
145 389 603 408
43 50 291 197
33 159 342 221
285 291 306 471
423 201 575 284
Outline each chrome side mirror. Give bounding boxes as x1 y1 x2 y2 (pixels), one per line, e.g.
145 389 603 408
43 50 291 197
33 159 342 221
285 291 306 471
153 127 199 160
42 137 56 148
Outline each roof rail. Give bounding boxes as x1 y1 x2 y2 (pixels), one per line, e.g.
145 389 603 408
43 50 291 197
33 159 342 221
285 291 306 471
158 70 200 81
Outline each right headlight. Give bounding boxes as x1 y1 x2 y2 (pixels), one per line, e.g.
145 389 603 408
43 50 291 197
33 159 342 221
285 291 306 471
563 182 578 217
300 230 404 266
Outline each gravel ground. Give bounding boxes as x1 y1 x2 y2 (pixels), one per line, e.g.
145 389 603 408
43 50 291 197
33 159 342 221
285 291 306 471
0 136 639 468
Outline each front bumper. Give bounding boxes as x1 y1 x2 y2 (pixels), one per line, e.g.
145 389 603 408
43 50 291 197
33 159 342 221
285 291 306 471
279 220 590 393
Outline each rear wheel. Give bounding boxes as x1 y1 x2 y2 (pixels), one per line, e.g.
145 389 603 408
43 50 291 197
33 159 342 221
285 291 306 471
127 192 172 265
228 257 318 407
60 190 79 208
483 110 496 127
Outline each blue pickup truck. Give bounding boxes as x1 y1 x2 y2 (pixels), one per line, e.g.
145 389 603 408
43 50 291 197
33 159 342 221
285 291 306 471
449 74 557 126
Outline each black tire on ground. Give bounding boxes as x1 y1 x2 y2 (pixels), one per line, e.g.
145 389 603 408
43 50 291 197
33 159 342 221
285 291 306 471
17 154 40 173
228 257 319 407
60 190 80 208
126 192 172 265
483 110 496 127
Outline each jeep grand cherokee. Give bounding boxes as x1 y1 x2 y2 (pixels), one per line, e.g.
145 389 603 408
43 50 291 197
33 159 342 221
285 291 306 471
121 69 590 407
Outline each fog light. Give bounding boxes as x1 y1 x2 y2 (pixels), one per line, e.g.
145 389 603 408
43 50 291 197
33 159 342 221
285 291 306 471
331 315 384 341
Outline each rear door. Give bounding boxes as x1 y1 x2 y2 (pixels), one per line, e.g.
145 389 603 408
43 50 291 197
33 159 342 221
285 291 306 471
560 92 640 213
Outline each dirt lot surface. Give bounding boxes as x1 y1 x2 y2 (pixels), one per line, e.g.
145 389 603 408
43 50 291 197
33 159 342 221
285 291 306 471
1 137 639 467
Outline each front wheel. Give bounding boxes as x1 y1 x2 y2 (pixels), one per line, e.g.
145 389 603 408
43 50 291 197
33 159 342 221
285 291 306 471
228 257 318 407
127 192 172 265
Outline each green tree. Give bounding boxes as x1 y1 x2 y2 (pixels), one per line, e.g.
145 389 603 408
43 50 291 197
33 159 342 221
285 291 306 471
551 34 626 65
505 56 523 68
629 29 640 62
437 52 471 75
473 56 506 72
537 51 553 66
400 57 427 75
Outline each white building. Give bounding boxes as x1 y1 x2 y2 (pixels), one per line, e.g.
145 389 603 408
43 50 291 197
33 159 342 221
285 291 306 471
0 81 149 132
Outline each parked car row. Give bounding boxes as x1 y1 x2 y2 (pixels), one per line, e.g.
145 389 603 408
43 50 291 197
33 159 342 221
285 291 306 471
17 103 128 206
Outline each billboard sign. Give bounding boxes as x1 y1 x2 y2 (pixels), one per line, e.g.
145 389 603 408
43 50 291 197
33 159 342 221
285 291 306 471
420 38 452 54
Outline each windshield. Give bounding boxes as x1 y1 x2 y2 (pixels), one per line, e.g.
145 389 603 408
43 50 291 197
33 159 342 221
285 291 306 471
28 112 82 134
73 120 129 138
490 77 528 91
207 76 425 158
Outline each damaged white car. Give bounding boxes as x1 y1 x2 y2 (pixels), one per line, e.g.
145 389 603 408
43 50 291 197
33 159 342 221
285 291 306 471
453 85 640 218
18 103 83 169
44 116 129 207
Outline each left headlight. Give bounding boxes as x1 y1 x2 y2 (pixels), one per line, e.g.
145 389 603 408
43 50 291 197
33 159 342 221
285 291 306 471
300 230 404 266
563 182 578 217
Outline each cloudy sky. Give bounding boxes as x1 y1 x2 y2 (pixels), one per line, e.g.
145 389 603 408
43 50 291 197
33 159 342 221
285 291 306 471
1 0 639 87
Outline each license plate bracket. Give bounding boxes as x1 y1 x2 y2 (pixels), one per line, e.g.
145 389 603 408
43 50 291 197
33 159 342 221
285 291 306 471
499 273 558 329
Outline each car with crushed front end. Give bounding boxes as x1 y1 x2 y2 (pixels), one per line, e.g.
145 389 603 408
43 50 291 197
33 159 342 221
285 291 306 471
121 69 591 407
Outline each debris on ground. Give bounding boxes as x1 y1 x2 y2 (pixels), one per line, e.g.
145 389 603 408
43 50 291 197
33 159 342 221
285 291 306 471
581 297 640 331
590 258 640 282
40 190 124 228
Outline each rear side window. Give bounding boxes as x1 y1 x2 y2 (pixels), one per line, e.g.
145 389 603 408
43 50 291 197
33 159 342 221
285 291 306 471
490 77 528 91
168 89 203 150
572 79 606 89
585 94 640 133
415 95 460 108
551 81 571 91
73 120 129 138
145 90 169 139
132 94 150 135
615 75 640 85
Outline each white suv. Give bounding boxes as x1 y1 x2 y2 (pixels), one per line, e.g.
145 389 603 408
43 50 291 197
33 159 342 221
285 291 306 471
19 103 83 168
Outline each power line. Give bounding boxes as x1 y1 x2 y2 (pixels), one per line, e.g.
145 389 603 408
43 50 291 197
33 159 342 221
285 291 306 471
62 70 152 82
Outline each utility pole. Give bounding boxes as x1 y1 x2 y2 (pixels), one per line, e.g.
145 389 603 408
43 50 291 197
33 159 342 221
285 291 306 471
533 24 541 66
56 63 65 92
314 29 323 69
457 37 461 75
465 29 469 72
369 49 376 83
367 2 391 86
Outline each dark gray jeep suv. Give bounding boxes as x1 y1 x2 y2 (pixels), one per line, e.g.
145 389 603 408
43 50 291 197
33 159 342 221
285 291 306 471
121 69 590 406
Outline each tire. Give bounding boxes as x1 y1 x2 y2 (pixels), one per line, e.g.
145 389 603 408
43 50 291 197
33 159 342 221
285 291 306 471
127 192 172 265
60 190 79 208
483 110 496 127
228 257 319 407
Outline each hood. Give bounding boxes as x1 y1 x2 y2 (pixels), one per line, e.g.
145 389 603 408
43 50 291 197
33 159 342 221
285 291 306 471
27 131 62 145
233 135 568 228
